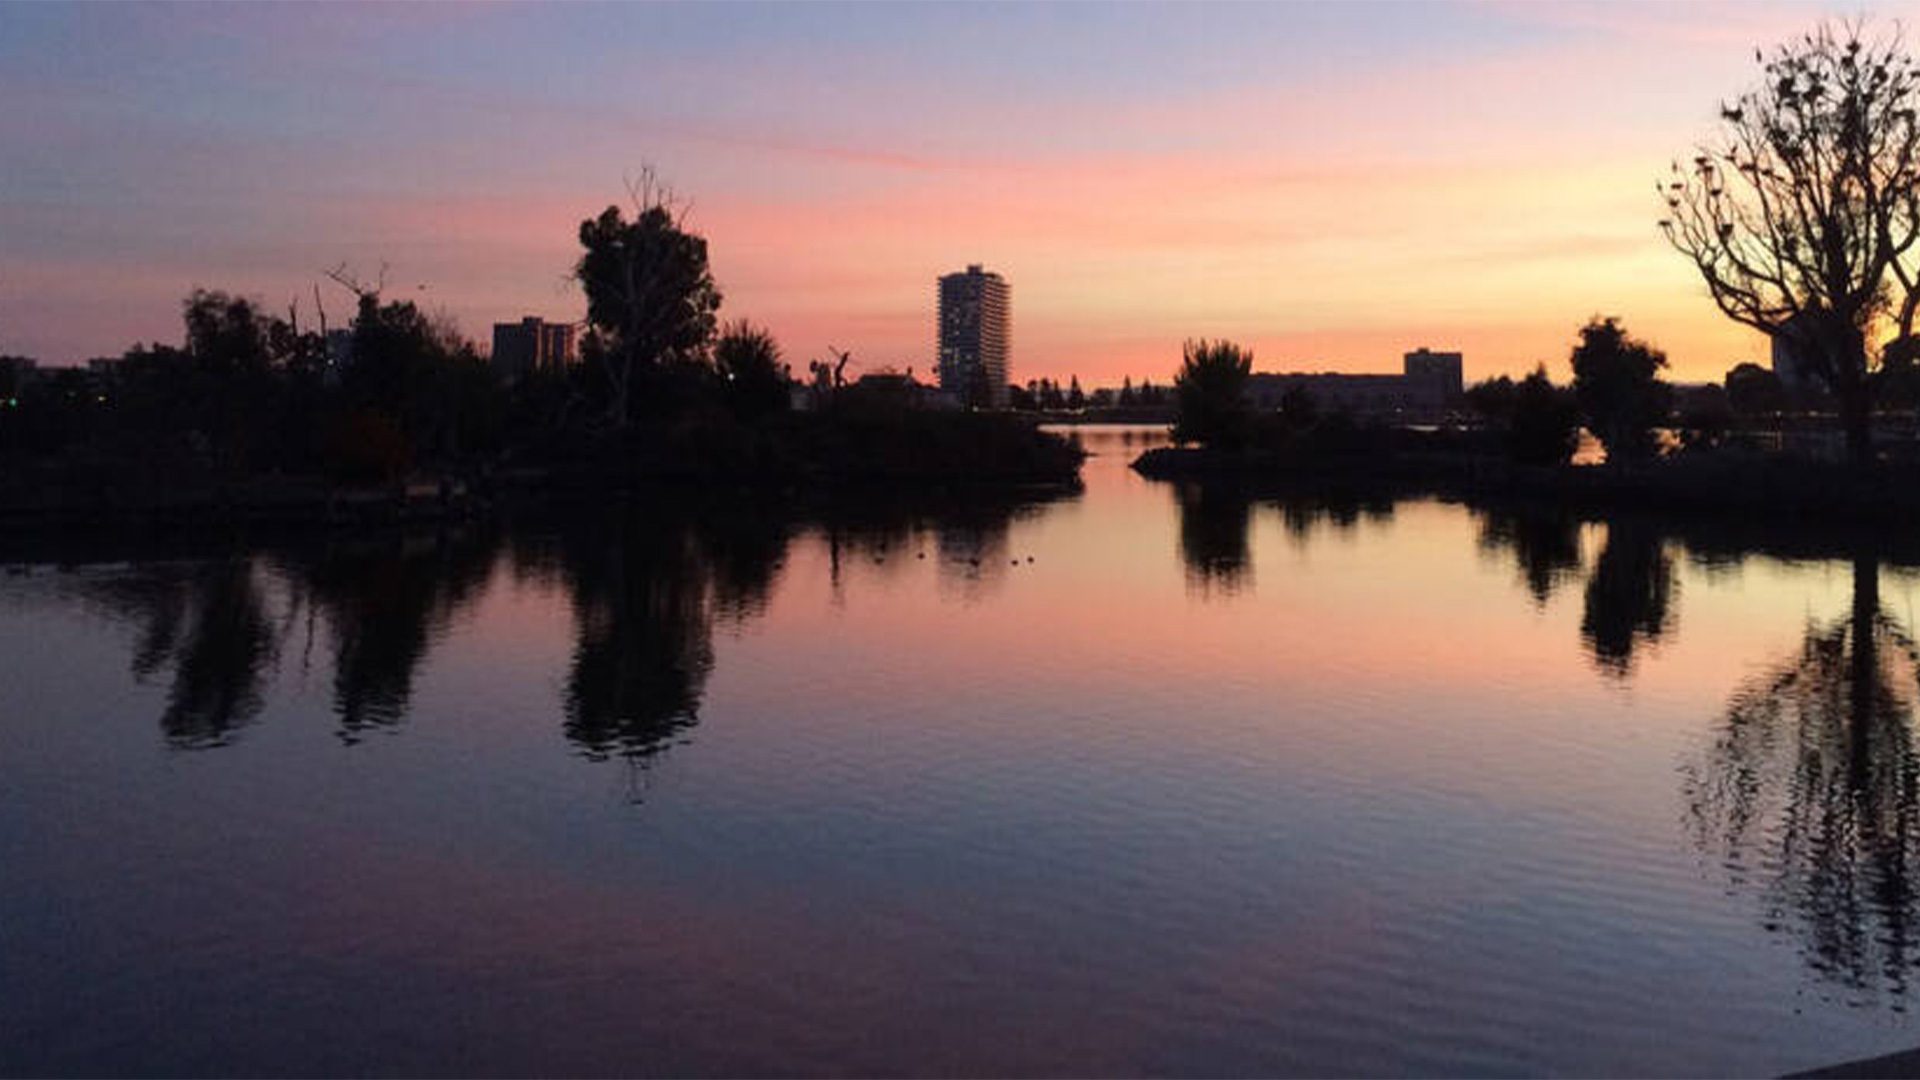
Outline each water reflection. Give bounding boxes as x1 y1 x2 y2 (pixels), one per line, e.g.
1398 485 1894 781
1580 522 1677 677
554 508 726 764
1461 498 1920 1005
1174 482 1253 594
85 558 280 750
1475 505 1583 606
1470 505 1678 676
281 532 498 742
1170 481 1395 596
1685 557 1920 1005
26 487 1063 762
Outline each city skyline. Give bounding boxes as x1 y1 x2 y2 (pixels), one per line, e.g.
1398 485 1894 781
5 1 1916 383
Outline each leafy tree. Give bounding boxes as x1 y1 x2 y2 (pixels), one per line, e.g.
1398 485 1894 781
1569 316 1672 462
1172 339 1253 450
1877 335 1920 409
1067 375 1086 410
1508 365 1582 465
331 290 497 478
1465 375 1519 424
1725 361 1789 416
573 175 722 426
714 320 790 421
1660 20 1920 464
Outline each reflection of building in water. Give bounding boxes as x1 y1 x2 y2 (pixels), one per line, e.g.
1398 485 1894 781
1246 347 1463 421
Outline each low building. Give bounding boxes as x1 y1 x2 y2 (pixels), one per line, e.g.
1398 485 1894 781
852 371 960 410
1246 347 1464 421
491 317 577 381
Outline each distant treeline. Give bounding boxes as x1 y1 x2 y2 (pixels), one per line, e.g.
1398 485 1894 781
0 177 1081 515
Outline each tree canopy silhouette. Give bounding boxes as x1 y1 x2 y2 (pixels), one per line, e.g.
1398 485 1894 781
1570 317 1672 463
714 319 790 422
1172 338 1253 450
1507 365 1582 465
1725 361 1789 416
573 174 722 427
1660 20 1920 464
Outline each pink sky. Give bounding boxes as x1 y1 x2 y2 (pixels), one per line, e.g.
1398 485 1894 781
1 1 1911 384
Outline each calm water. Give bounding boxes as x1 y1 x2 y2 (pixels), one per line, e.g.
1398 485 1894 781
7 426 1920 1077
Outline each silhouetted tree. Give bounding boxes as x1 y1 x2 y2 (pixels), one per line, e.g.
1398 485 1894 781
1172 339 1253 450
714 319 790 422
573 174 722 426
1067 376 1086 410
1660 20 1920 464
1878 335 1920 410
332 291 494 480
1570 316 1672 462
1465 375 1519 425
1725 361 1789 416
1507 365 1582 465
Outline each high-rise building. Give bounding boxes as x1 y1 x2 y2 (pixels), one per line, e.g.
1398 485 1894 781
491 317 577 381
1402 347 1464 401
937 264 1010 409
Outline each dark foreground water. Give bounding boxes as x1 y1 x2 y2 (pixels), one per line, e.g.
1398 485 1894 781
7 426 1920 1077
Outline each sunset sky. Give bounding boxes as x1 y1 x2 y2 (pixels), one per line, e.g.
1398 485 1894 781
4 0 1914 384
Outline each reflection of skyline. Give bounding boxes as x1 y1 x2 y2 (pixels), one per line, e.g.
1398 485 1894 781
36 487 1063 760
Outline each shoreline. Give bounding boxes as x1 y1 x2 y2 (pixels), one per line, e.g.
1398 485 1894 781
1132 444 1920 529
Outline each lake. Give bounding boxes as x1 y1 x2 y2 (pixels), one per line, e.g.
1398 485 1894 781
5 424 1920 1077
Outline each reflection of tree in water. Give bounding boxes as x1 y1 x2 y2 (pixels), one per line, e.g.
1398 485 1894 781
1174 482 1252 594
79 558 279 749
1171 483 1395 597
1684 558 1920 1005
1275 492 1392 543
555 503 793 764
1476 505 1583 605
1581 521 1676 677
280 531 498 743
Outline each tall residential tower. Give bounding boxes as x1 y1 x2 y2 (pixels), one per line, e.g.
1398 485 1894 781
937 264 1010 409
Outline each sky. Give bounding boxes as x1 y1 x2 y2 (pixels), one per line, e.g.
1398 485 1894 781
3 0 1915 385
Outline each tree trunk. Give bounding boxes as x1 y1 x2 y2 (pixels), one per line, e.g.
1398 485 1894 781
1842 384 1873 466
1833 330 1874 467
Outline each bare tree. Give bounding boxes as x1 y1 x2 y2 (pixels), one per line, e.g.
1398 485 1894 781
1661 20 1920 464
